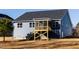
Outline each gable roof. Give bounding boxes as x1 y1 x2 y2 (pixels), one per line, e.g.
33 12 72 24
15 9 68 22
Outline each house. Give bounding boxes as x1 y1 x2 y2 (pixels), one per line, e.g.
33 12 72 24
73 23 79 37
13 9 73 40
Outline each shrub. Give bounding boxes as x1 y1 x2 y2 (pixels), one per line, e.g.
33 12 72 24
26 32 34 40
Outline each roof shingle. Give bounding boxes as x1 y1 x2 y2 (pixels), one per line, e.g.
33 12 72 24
15 9 68 21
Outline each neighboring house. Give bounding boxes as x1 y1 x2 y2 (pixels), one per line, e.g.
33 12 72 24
73 23 79 37
0 14 13 36
13 9 73 40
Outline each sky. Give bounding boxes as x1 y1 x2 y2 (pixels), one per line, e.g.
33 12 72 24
0 9 79 27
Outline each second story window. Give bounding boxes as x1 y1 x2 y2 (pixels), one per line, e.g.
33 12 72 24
33 23 35 27
17 23 22 28
30 22 32 27
29 22 35 27
52 21 60 29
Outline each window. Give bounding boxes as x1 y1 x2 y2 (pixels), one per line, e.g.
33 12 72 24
30 23 32 27
55 30 59 34
17 23 22 28
52 21 60 29
29 22 35 27
33 23 35 27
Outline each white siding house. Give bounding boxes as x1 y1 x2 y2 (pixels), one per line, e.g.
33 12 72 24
13 9 73 40
13 21 34 40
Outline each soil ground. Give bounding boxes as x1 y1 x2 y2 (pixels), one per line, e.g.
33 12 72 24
0 37 79 49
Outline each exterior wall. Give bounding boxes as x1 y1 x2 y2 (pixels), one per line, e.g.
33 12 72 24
61 12 72 37
13 22 34 40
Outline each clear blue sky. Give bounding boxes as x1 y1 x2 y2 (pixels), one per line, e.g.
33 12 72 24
0 9 78 27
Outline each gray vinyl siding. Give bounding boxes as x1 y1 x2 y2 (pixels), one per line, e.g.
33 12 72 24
61 12 72 37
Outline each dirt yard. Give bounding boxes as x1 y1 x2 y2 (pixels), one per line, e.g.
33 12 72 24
0 37 13 41
1 37 79 49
